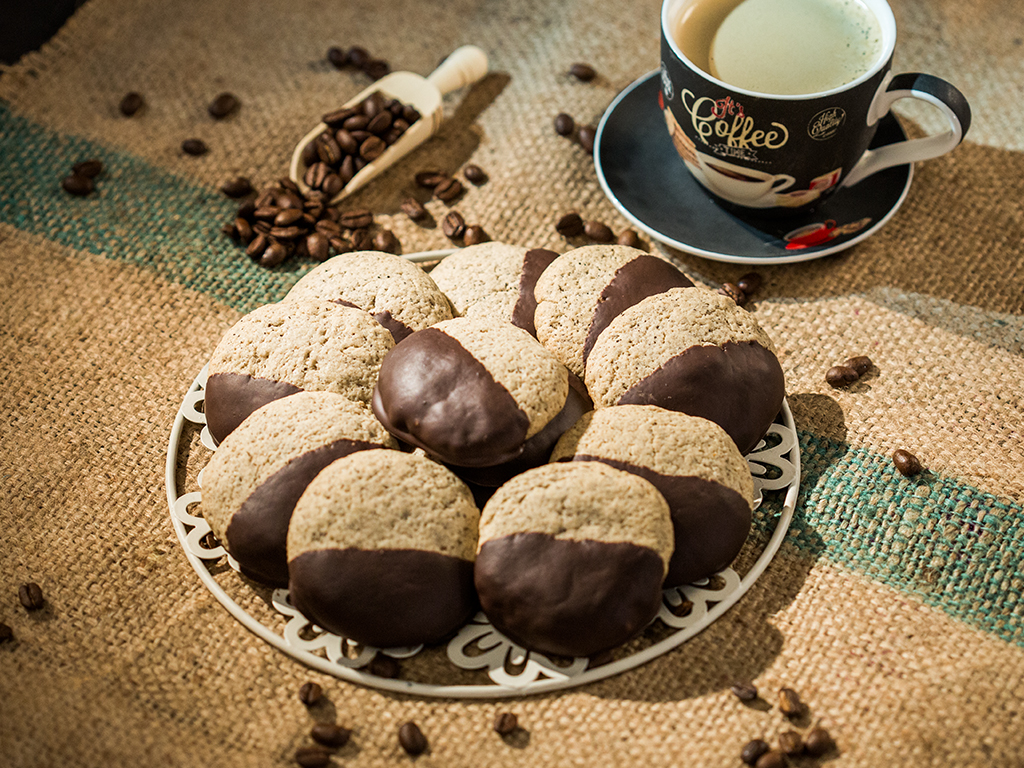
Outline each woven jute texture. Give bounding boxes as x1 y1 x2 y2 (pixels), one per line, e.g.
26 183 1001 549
1 0 1022 765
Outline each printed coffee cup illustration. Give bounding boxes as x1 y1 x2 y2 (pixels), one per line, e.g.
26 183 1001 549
659 0 971 214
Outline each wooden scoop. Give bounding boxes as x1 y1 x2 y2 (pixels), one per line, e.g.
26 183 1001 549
289 45 489 202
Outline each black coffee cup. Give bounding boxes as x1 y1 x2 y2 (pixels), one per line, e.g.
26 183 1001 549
660 0 970 213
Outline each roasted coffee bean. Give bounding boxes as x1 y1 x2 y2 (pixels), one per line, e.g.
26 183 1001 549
0 623 13 644
334 128 359 155
236 200 257 220
221 221 238 239
556 211 584 237
346 46 370 68
260 240 290 268
825 365 859 387
577 125 597 153
339 154 356 184
778 730 803 755
737 271 763 295
463 225 489 246
61 174 94 197
348 129 372 144
181 138 208 156
583 220 614 242
274 208 304 227
305 232 330 262
270 226 303 240
339 209 374 230
434 177 464 202
366 110 393 134
617 228 642 248
253 206 280 222
892 448 923 477
303 161 325 190
368 653 401 678
321 174 344 197
294 746 331 768
323 107 357 128
361 91 385 117
329 236 353 254
398 722 428 756
463 164 487 184
569 62 597 81
554 112 575 136
364 59 391 80
415 170 447 188
803 726 834 757
778 688 804 718
221 176 253 198
342 114 370 131
298 681 323 706
18 582 44 611
254 188 276 209
301 140 319 167
754 749 787 768
278 190 305 210
494 712 518 736
730 682 758 702
311 722 352 748
119 91 144 116
843 355 873 376
327 45 348 69
234 218 253 243
208 92 240 119
316 133 343 166
741 738 770 766
315 219 343 238
442 211 466 239
359 135 387 161
279 177 301 194
719 282 747 305
400 197 428 221
403 104 421 123
350 228 374 250
373 229 400 254
72 159 103 178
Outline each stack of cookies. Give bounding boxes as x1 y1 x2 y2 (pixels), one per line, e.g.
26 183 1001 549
199 245 785 656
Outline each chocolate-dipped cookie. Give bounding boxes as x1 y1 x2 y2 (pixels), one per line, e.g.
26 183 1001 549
550 405 754 587
205 300 394 444
284 250 453 342
286 450 480 648
201 392 398 586
428 242 559 336
372 317 569 467
474 462 673 657
533 245 693 377
584 287 785 455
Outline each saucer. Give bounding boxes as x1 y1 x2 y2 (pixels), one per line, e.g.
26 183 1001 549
594 71 914 265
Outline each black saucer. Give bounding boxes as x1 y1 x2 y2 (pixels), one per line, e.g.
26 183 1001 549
594 71 914 265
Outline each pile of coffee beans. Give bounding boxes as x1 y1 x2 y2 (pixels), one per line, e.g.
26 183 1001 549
731 682 837 766
61 159 104 197
299 91 421 199
718 273 762 307
222 177 402 268
554 211 646 250
825 354 873 387
327 44 392 81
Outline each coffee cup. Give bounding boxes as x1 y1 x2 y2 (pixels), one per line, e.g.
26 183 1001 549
660 0 971 213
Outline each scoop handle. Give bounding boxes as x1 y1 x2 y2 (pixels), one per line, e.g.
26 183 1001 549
426 45 489 96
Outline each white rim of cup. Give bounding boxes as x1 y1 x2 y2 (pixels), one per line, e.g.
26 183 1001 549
660 0 898 101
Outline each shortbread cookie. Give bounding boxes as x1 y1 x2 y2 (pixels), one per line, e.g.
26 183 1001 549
201 392 398 586
284 250 453 341
533 245 693 376
474 462 673 657
584 287 785 455
551 405 753 587
428 242 559 335
287 451 480 648
372 317 569 467
205 300 394 444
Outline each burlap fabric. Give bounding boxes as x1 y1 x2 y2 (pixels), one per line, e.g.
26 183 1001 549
1 0 1022 764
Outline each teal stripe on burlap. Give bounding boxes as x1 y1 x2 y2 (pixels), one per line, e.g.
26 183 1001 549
3 104 1022 645
0 102 301 312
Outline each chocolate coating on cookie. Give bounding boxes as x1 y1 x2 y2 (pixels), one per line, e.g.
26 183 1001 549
618 341 785 455
288 548 477 647
474 533 665 657
511 248 560 336
205 373 301 445
330 297 413 343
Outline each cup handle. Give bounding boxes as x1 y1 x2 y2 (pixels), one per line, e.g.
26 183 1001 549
842 73 971 188
771 175 795 192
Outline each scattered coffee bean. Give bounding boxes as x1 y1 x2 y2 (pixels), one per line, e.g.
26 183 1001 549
778 688 804 718
364 59 391 80
208 92 240 119
400 197 428 221
294 746 332 768
825 365 859 388
803 726 834 757
442 211 466 240
577 125 597 153
72 159 103 178
778 730 803 755
737 271 763 295
346 46 370 69
415 170 448 188
740 738 770 766
327 45 348 69
350 228 374 250
274 208 304 227
583 220 614 243
398 721 428 756
843 355 873 376
754 749 787 768
298 681 323 706
494 712 518 736
463 225 489 246
554 113 575 136
719 282 746 305
181 138 208 156
556 211 584 237
18 583 44 611
311 722 352 748
368 653 401 678
892 448 923 477
220 176 253 198
373 229 400 254
61 174 94 197
617 228 642 249
434 177 464 202
569 62 597 82
0 623 12 644
730 682 759 702
119 91 144 116
463 164 488 184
